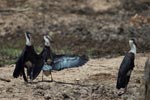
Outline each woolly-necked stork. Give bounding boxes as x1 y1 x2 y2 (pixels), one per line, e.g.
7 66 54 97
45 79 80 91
116 39 137 95
13 32 44 82
40 34 89 81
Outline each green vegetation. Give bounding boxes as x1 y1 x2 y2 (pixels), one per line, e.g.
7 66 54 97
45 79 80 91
0 48 21 66
0 48 21 58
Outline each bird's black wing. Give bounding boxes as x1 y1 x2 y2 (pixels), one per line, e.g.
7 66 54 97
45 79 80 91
13 46 44 81
13 47 27 78
40 46 54 61
31 46 53 80
118 53 135 75
52 55 88 71
22 66 28 82
116 52 135 89
31 55 44 80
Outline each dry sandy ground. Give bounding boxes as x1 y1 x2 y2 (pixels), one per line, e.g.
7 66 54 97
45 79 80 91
0 53 148 100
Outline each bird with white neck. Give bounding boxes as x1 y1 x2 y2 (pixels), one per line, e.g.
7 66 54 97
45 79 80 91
116 39 137 96
129 39 137 55
25 31 32 46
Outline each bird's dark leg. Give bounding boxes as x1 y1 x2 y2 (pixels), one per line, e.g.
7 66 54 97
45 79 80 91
22 68 28 82
50 71 53 82
124 86 127 93
42 71 44 82
30 68 33 83
25 61 33 82
27 68 29 82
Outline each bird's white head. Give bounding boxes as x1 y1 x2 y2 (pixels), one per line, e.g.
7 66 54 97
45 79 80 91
25 31 32 46
44 34 52 47
129 39 137 55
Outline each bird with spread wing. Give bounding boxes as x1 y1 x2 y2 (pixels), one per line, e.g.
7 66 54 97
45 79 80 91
40 34 89 81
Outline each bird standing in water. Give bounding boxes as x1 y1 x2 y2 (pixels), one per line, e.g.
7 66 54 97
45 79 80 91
116 39 137 96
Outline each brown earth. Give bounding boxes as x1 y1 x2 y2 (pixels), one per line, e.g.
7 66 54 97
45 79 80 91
0 1 149 99
0 0 149 67
0 53 148 100
0 0 150 55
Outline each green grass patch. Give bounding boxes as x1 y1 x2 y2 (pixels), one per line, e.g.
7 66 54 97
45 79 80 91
0 48 21 58
0 48 21 66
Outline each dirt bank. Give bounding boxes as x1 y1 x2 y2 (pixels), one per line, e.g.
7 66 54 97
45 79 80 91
0 53 148 100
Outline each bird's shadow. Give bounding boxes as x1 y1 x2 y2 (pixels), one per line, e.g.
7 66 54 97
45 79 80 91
53 80 91 87
27 80 92 87
26 80 52 84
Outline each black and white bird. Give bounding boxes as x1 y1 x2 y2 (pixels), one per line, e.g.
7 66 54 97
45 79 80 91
13 32 44 82
40 34 89 81
116 39 137 95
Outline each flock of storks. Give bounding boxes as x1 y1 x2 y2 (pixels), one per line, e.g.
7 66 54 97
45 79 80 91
13 32 138 96
13 32 88 82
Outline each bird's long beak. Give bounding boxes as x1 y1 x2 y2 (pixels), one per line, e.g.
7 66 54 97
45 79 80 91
49 36 54 43
25 31 32 46
46 35 54 43
129 39 138 48
134 41 138 48
25 32 32 39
